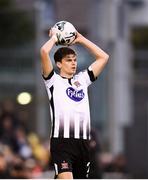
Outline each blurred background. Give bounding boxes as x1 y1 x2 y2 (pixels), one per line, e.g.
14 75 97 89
0 0 148 178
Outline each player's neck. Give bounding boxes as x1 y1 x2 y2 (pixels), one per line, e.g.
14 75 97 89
60 72 73 79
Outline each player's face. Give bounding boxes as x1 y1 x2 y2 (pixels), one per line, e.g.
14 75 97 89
58 54 77 77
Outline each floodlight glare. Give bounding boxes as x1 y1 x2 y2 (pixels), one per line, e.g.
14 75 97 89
17 92 32 105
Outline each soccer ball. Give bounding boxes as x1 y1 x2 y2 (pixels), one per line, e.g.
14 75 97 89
53 21 77 46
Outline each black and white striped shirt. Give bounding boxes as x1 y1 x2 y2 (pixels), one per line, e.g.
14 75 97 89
43 66 96 140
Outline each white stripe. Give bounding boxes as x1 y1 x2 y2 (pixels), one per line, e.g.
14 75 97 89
74 113 80 139
64 112 70 138
54 163 58 175
83 115 87 139
86 162 90 178
53 113 60 138
88 118 91 139
50 105 53 137
50 105 53 122
47 89 51 100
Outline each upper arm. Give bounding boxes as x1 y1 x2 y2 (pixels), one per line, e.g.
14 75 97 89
40 48 53 78
40 37 57 78
79 67 96 87
42 69 55 89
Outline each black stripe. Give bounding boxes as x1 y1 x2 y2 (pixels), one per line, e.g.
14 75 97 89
42 69 54 80
68 78 72 85
86 123 90 140
87 69 97 82
49 86 55 137
79 119 83 139
69 119 74 138
59 117 64 138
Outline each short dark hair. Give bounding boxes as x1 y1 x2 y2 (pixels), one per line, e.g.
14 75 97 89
54 47 76 63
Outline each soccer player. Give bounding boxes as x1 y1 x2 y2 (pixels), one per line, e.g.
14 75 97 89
40 28 109 179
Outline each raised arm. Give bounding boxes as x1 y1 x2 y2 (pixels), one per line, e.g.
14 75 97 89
40 30 57 78
74 32 109 78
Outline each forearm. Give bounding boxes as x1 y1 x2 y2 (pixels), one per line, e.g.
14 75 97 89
40 35 57 54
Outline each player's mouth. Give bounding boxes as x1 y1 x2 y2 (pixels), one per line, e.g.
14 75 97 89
72 67 76 71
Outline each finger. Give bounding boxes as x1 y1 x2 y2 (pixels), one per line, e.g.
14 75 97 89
48 27 52 37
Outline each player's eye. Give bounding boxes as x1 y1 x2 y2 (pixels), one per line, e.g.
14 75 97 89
66 59 72 62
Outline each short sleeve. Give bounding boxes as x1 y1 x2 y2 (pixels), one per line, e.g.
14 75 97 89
78 66 97 87
87 66 97 82
42 70 55 89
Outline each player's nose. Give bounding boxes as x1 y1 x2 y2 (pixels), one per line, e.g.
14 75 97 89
72 60 76 65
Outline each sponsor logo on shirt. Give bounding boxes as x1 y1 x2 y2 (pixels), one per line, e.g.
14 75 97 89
66 87 85 102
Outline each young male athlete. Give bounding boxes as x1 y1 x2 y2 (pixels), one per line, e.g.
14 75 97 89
40 28 109 179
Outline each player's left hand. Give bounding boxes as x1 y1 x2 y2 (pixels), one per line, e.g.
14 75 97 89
70 31 84 45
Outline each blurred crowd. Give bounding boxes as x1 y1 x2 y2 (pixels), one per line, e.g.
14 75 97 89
0 99 130 179
89 128 130 179
0 99 51 178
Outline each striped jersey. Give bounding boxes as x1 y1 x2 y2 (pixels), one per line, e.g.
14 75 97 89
42 66 96 140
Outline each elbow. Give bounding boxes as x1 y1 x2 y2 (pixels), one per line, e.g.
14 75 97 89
105 54 109 62
96 51 109 64
102 53 109 64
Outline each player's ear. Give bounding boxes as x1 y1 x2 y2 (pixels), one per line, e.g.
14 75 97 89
56 62 62 69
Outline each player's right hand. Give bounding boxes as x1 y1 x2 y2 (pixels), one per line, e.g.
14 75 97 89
49 27 62 45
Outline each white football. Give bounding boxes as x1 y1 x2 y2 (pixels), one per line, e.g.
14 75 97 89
53 21 77 45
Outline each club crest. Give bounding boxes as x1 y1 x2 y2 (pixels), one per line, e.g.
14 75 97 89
73 81 81 88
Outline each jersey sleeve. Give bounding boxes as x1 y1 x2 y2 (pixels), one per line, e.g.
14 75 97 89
79 66 97 87
42 69 55 89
